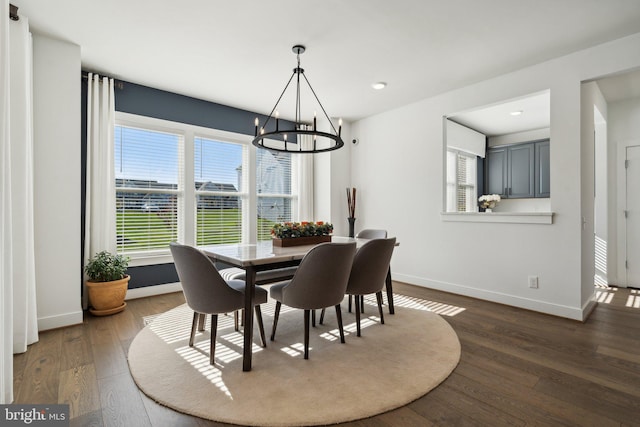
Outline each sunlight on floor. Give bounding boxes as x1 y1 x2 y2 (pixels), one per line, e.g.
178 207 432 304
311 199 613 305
174 344 233 399
392 294 466 316
595 288 616 304
626 289 640 308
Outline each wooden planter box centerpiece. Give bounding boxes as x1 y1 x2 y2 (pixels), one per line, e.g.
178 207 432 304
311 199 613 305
271 221 334 247
272 235 332 247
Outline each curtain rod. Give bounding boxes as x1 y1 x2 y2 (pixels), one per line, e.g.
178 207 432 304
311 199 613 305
82 72 124 90
10 3 19 21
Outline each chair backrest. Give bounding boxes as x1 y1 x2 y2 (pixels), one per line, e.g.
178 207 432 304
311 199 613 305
355 229 387 239
282 242 356 310
346 237 396 296
170 242 244 314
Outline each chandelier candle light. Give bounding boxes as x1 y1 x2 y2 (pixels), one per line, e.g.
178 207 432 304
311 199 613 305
252 45 344 154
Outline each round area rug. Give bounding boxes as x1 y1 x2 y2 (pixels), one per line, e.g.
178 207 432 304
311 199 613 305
128 294 461 426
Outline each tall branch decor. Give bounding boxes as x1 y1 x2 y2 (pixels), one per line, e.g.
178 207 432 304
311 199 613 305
347 187 357 237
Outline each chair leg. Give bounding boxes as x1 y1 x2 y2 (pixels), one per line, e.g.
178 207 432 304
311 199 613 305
386 268 395 314
376 291 385 325
255 305 267 347
361 295 365 313
304 309 310 359
319 308 326 325
197 313 206 331
189 311 199 347
209 314 218 365
348 295 352 313
270 301 281 341
355 296 362 337
312 309 316 327
335 304 346 343
234 310 239 331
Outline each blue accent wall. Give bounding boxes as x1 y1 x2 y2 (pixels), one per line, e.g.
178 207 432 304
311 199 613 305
115 81 271 136
81 76 295 290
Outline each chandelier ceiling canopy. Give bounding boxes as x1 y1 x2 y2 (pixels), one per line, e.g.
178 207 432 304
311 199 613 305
252 45 344 154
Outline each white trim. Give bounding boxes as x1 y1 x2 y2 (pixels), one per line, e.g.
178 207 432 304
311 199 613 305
37 311 83 331
125 282 183 300
440 211 554 224
393 273 585 320
617 140 640 288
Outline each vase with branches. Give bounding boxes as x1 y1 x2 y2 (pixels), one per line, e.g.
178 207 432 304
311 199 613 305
347 187 356 237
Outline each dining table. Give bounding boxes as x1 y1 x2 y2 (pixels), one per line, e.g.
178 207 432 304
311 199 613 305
200 236 397 371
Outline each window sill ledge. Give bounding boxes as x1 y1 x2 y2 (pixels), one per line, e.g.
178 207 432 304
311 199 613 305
440 212 554 224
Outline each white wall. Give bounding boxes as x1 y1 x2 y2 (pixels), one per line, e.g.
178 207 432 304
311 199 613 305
610 96 640 286
313 118 352 236
351 32 640 320
32 34 83 330
580 82 607 309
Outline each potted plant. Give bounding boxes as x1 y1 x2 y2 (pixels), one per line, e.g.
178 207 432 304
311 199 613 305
85 250 130 316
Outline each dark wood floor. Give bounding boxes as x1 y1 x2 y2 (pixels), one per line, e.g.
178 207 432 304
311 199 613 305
12 283 640 427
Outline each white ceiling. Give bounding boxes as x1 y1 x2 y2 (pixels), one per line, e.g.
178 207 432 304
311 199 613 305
13 0 640 122
448 91 550 137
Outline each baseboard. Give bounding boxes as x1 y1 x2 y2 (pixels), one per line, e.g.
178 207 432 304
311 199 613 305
582 298 598 321
393 273 585 321
38 310 84 331
125 282 183 300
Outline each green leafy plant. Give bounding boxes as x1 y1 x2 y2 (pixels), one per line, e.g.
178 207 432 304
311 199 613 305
85 251 130 282
271 221 333 238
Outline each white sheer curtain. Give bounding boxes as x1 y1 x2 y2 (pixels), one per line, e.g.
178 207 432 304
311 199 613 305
83 74 116 308
297 127 314 220
1 3 38 403
1 0 12 405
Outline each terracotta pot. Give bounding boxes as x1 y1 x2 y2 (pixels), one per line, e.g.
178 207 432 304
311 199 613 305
86 275 130 316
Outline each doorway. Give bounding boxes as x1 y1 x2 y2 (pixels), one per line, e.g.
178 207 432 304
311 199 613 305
626 145 640 288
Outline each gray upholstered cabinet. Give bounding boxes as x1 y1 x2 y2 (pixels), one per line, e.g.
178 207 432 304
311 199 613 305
485 139 549 199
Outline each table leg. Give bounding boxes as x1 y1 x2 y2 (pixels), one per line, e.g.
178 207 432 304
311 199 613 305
385 268 395 314
243 266 256 371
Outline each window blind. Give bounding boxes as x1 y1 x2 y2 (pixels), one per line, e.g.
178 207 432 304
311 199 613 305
256 149 293 240
115 125 182 254
446 149 477 213
194 137 245 245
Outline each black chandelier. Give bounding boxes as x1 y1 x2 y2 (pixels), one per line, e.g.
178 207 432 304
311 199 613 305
252 45 344 154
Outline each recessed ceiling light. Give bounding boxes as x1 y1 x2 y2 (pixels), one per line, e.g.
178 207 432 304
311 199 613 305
510 110 523 116
372 82 387 90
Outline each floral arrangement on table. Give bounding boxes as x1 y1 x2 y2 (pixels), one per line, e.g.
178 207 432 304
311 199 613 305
271 221 333 239
478 194 501 210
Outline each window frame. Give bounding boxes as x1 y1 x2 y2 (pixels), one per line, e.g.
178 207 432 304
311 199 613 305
446 148 478 213
115 112 298 266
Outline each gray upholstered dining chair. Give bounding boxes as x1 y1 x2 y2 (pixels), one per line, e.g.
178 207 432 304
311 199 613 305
269 242 356 359
345 237 396 336
350 229 388 313
170 242 268 365
356 229 388 239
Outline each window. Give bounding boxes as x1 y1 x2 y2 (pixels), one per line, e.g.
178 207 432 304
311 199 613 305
114 113 297 260
256 150 294 240
446 149 477 212
115 125 182 254
194 137 246 245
